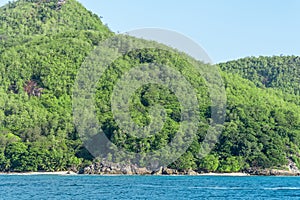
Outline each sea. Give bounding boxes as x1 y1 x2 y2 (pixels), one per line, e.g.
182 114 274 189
1 175 300 199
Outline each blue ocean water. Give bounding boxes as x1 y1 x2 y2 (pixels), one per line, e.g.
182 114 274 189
1 175 300 200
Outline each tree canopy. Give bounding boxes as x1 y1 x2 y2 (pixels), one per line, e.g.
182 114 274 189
0 0 299 173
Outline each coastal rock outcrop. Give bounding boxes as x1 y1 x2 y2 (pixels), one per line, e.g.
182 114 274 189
245 159 300 176
246 168 300 176
80 161 152 175
80 161 199 175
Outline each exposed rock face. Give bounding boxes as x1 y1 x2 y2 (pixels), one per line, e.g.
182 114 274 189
246 168 300 176
80 161 152 175
152 167 163 175
80 160 300 176
288 159 300 173
243 159 300 176
245 159 300 176
80 161 199 175
24 80 43 97
185 170 198 176
270 169 300 176
56 0 66 10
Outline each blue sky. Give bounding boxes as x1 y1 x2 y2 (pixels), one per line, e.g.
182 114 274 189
1 0 300 63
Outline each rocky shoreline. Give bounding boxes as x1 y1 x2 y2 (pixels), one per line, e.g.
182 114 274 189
245 169 300 176
1 161 299 176
79 161 198 175
78 161 300 176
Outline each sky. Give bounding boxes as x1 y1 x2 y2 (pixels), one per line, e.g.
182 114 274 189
1 0 300 63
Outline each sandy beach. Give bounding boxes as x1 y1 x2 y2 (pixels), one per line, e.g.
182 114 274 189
0 171 78 175
198 172 250 176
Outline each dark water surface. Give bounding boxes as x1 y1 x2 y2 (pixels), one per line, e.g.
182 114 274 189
1 175 300 199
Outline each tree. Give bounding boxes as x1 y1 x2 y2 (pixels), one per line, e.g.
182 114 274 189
198 154 219 172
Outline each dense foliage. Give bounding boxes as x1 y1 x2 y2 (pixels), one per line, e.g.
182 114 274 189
0 0 110 36
0 0 111 172
0 0 299 173
219 56 300 96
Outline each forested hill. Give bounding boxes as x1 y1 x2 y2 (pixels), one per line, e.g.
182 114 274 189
0 0 113 172
0 0 299 174
0 0 111 36
219 56 300 96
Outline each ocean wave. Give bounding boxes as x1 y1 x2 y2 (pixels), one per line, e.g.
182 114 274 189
264 187 300 190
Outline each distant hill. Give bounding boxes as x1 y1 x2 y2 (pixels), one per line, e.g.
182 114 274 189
0 0 299 173
219 56 300 96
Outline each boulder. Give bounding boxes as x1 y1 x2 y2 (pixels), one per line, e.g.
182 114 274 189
121 165 133 175
137 167 152 175
152 167 163 175
185 170 198 176
162 168 178 175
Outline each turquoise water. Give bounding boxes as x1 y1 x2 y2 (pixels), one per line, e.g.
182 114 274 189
1 175 300 199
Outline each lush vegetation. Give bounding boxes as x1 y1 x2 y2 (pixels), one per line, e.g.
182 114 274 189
0 0 111 172
0 0 299 173
219 56 300 96
0 0 110 36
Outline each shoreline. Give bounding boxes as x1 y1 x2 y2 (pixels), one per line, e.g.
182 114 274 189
0 172 250 176
198 172 250 176
0 171 298 177
0 171 77 176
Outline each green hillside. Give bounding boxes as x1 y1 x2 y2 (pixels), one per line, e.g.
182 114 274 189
0 0 110 36
219 56 300 96
0 0 299 173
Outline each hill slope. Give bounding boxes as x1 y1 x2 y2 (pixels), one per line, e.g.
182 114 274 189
0 0 299 173
219 56 300 96
0 0 110 36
